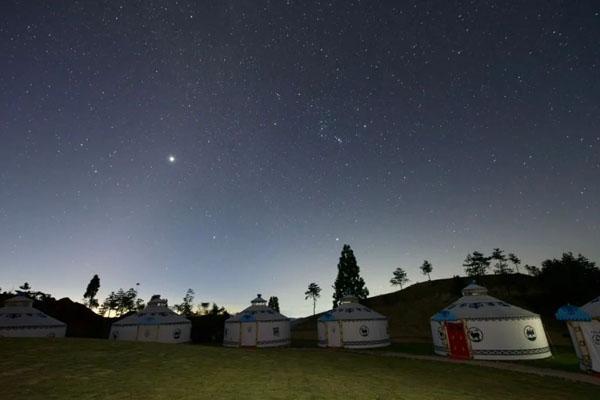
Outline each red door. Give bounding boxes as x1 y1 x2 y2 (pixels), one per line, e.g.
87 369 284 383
445 322 471 359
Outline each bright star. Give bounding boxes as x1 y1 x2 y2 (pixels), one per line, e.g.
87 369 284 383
168 155 176 163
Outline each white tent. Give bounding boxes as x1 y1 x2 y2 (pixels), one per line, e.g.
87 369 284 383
223 294 290 347
0 295 66 338
431 282 551 360
318 296 390 349
109 295 191 343
556 296 600 373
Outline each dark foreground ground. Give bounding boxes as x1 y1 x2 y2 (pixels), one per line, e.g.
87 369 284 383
0 338 598 400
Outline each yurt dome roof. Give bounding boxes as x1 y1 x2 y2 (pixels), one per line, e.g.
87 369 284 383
0 295 66 328
112 295 190 327
461 281 488 296
226 294 289 322
318 297 387 321
581 296 600 318
432 283 538 320
556 304 592 321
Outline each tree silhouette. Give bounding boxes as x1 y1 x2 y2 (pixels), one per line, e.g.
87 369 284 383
83 274 100 309
19 282 31 292
420 260 433 281
210 303 226 315
99 288 140 317
268 296 280 312
174 288 195 316
539 252 600 307
463 251 491 277
390 267 409 289
508 253 521 274
524 264 540 276
491 248 512 274
304 282 321 315
332 244 369 307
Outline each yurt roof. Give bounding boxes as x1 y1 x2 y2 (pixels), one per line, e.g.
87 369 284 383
0 295 66 328
432 283 538 320
556 304 592 322
226 294 289 322
318 296 387 321
112 295 190 326
581 296 600 318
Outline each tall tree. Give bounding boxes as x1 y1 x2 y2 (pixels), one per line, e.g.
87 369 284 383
268 296 280 312
491 248 512 274
420 260 433 281
174 288 195 316
332 244 369 307
99 291 118 317
83 274 100 309
305 282 322 315
390 267 409 289
508 253 521 274
463 251 491 277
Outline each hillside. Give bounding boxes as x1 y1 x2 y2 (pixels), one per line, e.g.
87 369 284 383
292 274 571 346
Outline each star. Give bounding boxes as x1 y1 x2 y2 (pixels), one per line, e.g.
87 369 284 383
168 155 176 164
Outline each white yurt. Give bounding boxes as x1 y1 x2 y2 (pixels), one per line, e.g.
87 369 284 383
223 294 290 347
431 282 551 360
0 295 66 338
109 295 191 343
318 296 390 349
556 296 600 374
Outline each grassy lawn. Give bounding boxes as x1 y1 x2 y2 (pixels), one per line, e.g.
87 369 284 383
0 338 598 400
367 342 583 373
518 345 582 373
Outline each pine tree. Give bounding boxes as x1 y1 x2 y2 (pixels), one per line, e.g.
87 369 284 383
491 248 512 274
304 283 321 315
508 253 521 274
332 244 369 307
420 260 433 280
83 274 100 309
268 296 280 312
390 267 409 289
463 251 491 277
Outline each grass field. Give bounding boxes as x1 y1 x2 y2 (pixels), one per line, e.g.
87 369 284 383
0 339 598 400
367 342 583 373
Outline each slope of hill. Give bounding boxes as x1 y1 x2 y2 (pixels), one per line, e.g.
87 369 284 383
292 274 571 345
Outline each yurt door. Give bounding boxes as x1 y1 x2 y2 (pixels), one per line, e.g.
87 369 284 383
327 322 342 347
138 325 159 342
241 323 256 346
445 322 470 359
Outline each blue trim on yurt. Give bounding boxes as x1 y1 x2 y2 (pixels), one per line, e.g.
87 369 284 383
431 310 458 322
240 313 255 322
555 305 591 321
318 312 335 322
139 316 157 325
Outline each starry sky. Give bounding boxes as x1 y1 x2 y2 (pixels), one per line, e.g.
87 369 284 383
1 1 599 316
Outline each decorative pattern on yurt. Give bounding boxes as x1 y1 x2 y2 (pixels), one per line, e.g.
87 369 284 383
109 295 191 343
0 295 67 338
223 294 291 347
431 282 551 360
317 295 390 349
556 296 600 373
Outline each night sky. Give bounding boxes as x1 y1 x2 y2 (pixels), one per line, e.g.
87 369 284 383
1 1 599 316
